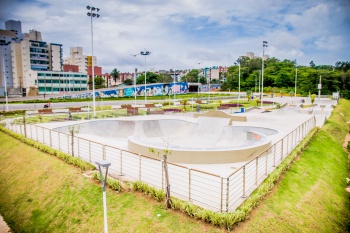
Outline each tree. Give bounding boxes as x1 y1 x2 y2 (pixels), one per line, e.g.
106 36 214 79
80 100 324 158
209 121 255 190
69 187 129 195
110 68 120 85
311 94 316 104
136 71 158 84
310 61 316 68
149 146 172 209
181 69 199 83
182 99 188 111
123 79 133 85
88 76 105 89
157 73 173 83
69 125 80 157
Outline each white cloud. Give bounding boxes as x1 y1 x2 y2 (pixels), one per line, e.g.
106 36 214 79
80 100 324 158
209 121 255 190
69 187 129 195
0 0 349 72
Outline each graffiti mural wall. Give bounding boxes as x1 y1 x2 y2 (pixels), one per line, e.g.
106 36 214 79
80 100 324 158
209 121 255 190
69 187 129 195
202 84 221 92
69 82 189 99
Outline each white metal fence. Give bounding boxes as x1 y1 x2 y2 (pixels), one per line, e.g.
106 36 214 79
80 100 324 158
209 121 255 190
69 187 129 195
2 116 315 212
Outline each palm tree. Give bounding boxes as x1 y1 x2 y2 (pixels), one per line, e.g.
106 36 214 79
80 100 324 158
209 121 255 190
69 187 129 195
110 68 120 86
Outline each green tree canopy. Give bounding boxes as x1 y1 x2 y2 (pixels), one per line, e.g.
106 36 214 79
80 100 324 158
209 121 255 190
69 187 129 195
110 68 120 83
136 71 158 84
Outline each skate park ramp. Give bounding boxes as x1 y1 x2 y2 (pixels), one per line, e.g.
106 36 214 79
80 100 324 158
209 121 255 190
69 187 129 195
53 118 278 164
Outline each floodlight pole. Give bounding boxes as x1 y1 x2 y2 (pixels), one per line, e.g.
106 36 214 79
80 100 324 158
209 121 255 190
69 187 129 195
140 49 151 104
87 5 100 118
261 41 268 109
1 54 8 112
96 160 111 233
173 68 176 104
237 58 241 108
294 60 298 97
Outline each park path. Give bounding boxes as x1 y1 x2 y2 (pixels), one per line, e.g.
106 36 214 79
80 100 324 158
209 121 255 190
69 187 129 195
0 215 11 233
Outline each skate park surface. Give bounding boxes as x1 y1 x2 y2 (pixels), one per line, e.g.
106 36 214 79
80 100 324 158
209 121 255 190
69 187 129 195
42 97 337 177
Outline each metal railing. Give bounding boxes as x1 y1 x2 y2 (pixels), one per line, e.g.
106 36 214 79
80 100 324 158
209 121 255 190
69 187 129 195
2 116 315 212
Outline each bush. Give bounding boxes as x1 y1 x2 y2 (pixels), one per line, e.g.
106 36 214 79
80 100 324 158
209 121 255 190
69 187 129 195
131 181 165 202
92 171 123 192
0 125 95 171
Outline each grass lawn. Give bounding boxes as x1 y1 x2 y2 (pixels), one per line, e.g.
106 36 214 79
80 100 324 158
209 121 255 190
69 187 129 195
0 131 225 233
234 99 350 232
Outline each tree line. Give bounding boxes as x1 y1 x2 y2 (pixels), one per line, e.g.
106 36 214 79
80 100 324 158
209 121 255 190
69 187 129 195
109 59 350 99
219 58 350 98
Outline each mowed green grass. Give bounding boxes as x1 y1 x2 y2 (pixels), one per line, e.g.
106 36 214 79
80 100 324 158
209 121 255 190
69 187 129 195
235 99 350 232
0 132 224 233
1 99 350 232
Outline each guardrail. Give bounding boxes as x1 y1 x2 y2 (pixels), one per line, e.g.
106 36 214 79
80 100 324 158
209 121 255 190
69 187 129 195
2 116 315 212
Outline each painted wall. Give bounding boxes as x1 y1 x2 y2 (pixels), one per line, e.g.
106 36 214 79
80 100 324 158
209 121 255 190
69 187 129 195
202 84 221 92
69 82 189 99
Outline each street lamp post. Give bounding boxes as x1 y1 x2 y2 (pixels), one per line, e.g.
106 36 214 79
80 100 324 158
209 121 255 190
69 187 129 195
197 62 203 99
255 75 257 94
261 41 268 109
140 49 151 104
208 68 211 102
294 60 298 97
258 70 261 98
173 68 176 104
237 58 242 108
318 75 322 100
86 5 100 118
1 54 8 112
131 54 139 106
96 160 111 233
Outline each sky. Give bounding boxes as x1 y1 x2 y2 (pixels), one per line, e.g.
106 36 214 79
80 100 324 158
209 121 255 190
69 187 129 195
1 0 350 73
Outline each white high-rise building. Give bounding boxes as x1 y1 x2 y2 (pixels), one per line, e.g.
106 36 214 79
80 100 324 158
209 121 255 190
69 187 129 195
1 20 88 96
63 47 96 74
0 20 23 89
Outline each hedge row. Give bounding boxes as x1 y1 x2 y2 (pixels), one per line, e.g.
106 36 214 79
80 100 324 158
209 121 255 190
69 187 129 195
0 125 95 171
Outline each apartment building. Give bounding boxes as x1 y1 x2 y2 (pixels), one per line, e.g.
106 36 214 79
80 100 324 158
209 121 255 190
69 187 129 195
0 20 90 96
0 20 23 89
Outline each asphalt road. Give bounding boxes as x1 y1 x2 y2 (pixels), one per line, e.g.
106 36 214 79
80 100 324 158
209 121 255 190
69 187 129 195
0 99 143 111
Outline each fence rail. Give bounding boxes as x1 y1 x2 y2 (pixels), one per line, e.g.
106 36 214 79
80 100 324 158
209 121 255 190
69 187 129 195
2 116 315 212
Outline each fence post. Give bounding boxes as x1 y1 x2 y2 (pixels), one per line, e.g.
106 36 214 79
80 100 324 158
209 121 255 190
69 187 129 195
242 166 246 198
273 143 277 167
78 138 80 158
23 115 26 138
139 154 142 181
36 126 38 141
226 177 229 212
281 138 284 161
30 124 32 139
50 129 52 147
265 150 268 175
287 134 290 154
43 128 45 144
58 132 61 150
103 145 106 160
67 134 70 155
161 160 164 190
89 141 91 163
119 150 123 176
255 158 258 185
220 177 223 213
189 169 192 201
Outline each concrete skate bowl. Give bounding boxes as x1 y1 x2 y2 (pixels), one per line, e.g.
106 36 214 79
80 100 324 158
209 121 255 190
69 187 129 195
53 118 278 164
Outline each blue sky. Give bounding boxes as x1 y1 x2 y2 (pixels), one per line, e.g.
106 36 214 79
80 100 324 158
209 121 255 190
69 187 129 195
1 0 350 73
